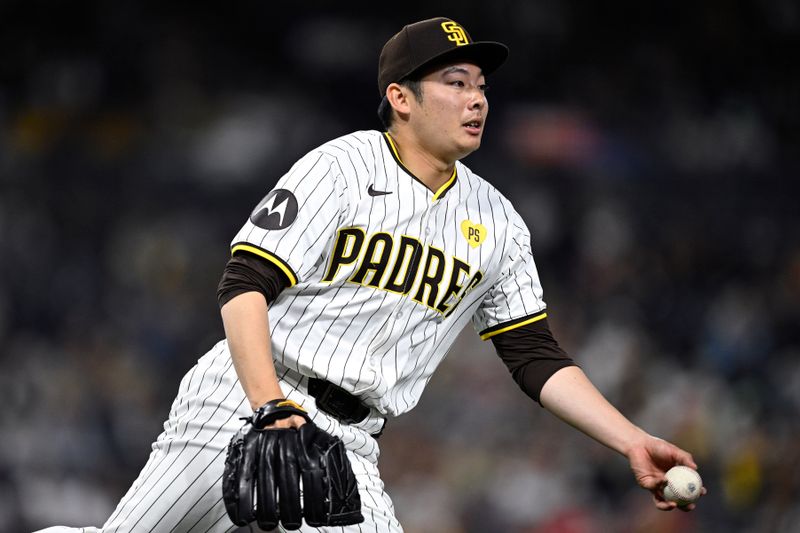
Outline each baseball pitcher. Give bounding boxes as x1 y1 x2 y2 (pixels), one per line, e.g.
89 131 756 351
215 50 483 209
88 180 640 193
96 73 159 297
37 17 703 533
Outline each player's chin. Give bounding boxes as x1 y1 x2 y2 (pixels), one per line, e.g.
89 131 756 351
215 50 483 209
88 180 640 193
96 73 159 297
457 132 483 154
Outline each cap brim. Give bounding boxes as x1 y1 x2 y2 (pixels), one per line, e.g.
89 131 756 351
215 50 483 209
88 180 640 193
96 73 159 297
407 41 509 80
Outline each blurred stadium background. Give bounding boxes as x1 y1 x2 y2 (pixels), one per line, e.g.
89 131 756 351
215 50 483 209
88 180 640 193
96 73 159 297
1 1 798 531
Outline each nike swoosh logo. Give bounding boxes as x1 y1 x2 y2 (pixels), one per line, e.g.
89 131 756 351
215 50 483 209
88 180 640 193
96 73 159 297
367 184 392 197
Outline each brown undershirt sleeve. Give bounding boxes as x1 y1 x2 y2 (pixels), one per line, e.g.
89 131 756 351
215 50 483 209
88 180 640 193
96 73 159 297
217 251 290 308
490 317 577 405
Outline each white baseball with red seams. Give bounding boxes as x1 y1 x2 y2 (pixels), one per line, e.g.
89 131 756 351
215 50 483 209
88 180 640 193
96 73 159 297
663 466 703 505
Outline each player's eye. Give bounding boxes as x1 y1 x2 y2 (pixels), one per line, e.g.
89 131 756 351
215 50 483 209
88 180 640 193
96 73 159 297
479 84 490 92
449 80 465 87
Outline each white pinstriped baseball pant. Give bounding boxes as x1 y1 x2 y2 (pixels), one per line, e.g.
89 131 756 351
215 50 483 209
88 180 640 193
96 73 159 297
35 340 403 533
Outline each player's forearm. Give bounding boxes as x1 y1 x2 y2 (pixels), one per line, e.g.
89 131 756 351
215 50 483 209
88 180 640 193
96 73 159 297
539 366 649 456
221 291 285 410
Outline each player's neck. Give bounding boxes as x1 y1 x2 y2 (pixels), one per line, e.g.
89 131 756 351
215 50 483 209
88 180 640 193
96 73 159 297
386 131 455 192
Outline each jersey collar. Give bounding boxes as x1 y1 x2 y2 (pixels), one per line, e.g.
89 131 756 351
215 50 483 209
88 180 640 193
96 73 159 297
382 132 457 202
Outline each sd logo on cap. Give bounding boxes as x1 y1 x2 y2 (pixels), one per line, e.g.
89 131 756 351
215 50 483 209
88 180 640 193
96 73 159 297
378 17 509 96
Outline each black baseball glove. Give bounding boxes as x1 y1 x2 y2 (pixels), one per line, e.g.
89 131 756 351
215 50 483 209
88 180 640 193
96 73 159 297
222 399 363 531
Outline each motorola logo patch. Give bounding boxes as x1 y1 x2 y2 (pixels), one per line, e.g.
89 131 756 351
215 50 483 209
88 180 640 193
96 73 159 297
250 189 298 230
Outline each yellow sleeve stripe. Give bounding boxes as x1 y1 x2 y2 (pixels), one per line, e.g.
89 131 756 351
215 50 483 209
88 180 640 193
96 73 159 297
479 312 548 340
231 243 298 287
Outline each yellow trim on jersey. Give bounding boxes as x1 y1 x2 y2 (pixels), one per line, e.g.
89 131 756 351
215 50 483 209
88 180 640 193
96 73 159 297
384 132 402 162
480 312 548 340
383 132 457 202
231 244 298 286
432 167 457 202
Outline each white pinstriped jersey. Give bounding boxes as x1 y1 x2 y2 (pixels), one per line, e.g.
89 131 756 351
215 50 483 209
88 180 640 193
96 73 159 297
231 130 548 417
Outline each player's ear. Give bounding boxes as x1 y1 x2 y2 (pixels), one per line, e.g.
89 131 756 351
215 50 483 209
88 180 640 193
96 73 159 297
386 83 412 118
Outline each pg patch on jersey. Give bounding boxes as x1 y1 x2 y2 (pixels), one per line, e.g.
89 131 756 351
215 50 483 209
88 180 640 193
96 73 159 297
250 189 299 230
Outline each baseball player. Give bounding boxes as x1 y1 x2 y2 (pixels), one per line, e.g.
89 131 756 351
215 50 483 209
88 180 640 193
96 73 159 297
38 17 703 533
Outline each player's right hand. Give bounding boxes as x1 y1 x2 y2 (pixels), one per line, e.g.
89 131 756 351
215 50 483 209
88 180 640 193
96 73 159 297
254 398 308 429
265 413 308 429
626 435 705 511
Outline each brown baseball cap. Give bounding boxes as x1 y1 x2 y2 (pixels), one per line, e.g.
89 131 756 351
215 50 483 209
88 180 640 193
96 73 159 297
378 17 509 96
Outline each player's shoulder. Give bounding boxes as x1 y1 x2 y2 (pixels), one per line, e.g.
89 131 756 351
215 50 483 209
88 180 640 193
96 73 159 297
304 130 384 185
315 130 383 160
285 130 380 184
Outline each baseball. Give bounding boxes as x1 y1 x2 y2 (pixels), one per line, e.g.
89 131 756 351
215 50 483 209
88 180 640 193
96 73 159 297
663 466 703 505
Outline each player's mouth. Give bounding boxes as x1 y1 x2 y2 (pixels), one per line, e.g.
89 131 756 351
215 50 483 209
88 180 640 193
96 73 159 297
463 119 483 135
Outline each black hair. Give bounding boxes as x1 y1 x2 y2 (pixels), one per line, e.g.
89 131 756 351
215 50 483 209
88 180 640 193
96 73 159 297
377 78 423 130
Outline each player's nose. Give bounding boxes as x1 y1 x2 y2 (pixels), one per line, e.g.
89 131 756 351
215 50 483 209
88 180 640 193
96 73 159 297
468 88 486 110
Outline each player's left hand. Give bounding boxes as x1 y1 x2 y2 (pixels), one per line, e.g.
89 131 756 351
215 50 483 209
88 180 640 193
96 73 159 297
626 435 706 511
222 398 363 530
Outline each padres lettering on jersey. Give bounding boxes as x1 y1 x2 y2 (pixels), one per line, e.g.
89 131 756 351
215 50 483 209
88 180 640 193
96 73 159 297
320 228 483 316
231 130 546 416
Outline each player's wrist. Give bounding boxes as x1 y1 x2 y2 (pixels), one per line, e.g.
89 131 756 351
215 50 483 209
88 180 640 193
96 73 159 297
246 383 288 411
619 427 652 458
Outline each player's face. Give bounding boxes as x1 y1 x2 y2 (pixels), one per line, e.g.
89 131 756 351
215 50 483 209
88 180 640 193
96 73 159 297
409 62 488 161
